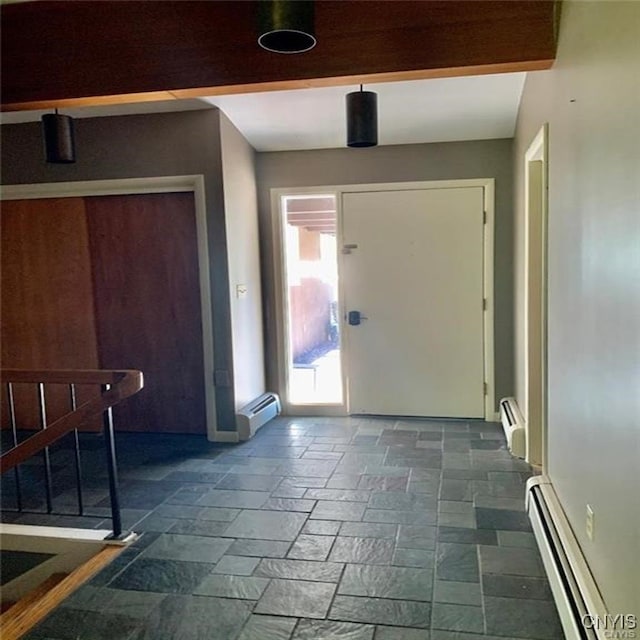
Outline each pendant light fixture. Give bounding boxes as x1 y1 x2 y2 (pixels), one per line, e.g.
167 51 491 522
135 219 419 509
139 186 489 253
346 85 378 148
258 0 316 54
41 109 76 163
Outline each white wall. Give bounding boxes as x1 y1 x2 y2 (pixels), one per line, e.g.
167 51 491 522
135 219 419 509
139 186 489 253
513 1 640 616
220 112 266 410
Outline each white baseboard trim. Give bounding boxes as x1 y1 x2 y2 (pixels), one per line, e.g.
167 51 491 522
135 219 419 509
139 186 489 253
526 476 610 640
210 430 239 443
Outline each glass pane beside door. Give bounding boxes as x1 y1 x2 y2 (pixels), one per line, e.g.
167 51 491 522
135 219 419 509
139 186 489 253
282 194 342 405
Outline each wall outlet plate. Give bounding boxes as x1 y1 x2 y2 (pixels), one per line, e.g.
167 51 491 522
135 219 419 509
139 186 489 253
586 504 594 541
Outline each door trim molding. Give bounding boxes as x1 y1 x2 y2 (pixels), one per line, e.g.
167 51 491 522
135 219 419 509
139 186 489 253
271 178 496 421
523 124 549 467
1 176 220 441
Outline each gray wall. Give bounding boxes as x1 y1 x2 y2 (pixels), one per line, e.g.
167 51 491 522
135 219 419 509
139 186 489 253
513 1 640 615
220 113 266 411
256 139 514 409
1 109 238 429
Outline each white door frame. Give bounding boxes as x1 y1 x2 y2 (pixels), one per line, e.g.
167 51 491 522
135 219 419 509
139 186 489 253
1 176 222 442
524 125 549 466
271 178 496 421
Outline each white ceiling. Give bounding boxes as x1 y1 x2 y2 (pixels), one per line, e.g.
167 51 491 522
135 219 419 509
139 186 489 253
1 73 526 152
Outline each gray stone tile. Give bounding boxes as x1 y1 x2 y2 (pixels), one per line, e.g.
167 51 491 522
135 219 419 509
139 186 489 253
194 573 269 599
224 510 307 541
302 519 342 535
340 522 398 539
482 574 553 600
277 460 338 477
143 534 232 563
262 498 316 512
287 534 335 560
327 474 362 489
110 558 214 594
439 480 472 502
61 586 166 619
281 476 328 488
308 443 337 451
306 488 372 502
369 492 436 511
198 506 241 521
437 512 476 529
338 564 433 601
293 619 375 640
473 494 526 511
197 489 269 509
437 527 497 545
433 580 482 606
374 627 430 639
330 595 431 628
27 607 142 640
134 594 252 639
133 514 178 533
392 548 434 569
437 501 474 515
237 615 297 640
436 543 479 582
227 539 291 558
431 603 484 633
168 519 230 537
271 484 308 499
162 471 227 484
430 632 505 640
364 466 411 478
150 504 205 520
476 507 531 531
311 500 367 521
497 530 537 548
303 451 344 460
479 545 544 577
397 525 437 550
364 510 436 525
255 578 336 618
484 595 563 639
255 558 344 582
442 469 488 480
213 555 260 575
329 537 395 564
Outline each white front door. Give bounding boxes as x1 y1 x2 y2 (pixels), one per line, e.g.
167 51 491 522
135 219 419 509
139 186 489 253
341 187 485 418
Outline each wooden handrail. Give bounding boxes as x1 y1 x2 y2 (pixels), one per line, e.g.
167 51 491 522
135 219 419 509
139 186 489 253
0 369 143 473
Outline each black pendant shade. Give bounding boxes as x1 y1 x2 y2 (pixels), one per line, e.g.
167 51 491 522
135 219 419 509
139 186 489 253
258 0 316 54
346 87 378 148
42 112 76 163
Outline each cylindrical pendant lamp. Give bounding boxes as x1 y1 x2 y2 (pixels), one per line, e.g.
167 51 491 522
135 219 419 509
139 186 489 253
258 0 316 54
42 110 76 163
346 86 378 148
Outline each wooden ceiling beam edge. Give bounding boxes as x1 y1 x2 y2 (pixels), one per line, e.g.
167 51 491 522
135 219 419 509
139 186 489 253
1 60 553 113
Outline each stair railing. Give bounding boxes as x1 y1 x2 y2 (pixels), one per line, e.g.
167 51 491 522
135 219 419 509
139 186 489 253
1 369 143 539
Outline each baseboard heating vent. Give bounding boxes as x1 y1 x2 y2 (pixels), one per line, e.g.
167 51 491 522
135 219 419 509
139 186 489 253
499 397 526 458
236 392 281 441
527 477 609 640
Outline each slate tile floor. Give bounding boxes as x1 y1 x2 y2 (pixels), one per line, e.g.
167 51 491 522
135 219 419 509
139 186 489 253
1 417 565 639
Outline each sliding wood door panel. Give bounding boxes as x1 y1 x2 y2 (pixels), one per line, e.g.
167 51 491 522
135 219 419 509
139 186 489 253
1 198 101 430
85 193 206 434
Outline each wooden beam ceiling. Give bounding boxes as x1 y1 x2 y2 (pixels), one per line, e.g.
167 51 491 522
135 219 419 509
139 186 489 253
0 1 557 111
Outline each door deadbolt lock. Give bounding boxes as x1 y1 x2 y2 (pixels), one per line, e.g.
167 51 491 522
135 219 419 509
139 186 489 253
348 310 368 326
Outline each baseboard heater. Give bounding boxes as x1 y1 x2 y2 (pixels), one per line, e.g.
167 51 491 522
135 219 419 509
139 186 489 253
527 477 609 640
236 392 281 441
499 396 526 458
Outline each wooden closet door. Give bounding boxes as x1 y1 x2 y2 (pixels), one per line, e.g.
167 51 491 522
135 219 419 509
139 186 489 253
1 198 101 430
85 192 206 434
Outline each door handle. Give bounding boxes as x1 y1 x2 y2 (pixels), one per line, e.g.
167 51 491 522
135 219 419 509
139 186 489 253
348 310 368 326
